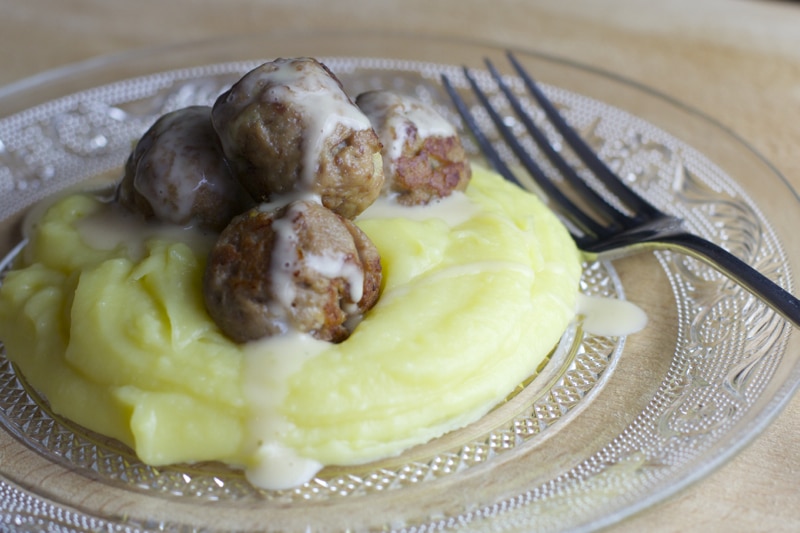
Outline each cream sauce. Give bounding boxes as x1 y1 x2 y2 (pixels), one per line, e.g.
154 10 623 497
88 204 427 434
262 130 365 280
74 201 217 260
269 202 303 315
357 189 478 226
305 251 364 303
242 332 328 489
576 294 648 336
268 201 366 318
238 58 372 188
357 91 456 176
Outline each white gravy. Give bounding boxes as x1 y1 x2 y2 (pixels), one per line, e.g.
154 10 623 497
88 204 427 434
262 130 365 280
357 90 456 177
576 294 648 336
237 59 372 188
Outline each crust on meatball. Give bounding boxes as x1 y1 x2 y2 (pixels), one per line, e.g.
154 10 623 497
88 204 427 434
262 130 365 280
211 58 384 219
203 200 382 343
356 90 471 205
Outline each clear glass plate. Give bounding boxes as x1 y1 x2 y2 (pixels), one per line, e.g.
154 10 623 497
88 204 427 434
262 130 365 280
0 32 798 532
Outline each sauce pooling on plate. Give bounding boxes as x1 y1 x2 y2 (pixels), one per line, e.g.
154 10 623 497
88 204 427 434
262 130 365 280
577 294 648 337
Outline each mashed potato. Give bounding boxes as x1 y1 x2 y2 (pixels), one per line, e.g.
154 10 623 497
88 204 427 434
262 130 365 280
0 165 581 489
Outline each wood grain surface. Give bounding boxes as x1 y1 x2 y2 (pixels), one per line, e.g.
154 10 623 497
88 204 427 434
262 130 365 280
0 0 798 531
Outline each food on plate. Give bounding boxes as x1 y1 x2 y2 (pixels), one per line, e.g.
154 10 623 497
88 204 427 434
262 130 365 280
0 166 581 489
0 57 583 490
204 199 382 343
118 105 252 231
212 57 384 219
356 90 471 205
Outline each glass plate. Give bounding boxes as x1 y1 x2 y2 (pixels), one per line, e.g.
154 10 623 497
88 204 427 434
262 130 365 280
0 32 798 532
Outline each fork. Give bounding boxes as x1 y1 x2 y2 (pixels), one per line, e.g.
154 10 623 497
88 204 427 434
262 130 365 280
441 52 800 329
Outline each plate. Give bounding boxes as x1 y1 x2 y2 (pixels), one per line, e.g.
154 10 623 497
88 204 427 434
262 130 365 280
0 32 799 532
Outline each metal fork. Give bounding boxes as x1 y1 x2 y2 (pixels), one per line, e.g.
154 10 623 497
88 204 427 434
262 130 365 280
441 52 800 328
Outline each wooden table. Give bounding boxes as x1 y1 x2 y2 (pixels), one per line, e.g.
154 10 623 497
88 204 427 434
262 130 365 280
0 0 798 531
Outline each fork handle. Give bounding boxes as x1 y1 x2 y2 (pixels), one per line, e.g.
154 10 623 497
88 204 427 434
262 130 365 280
593 232 800 329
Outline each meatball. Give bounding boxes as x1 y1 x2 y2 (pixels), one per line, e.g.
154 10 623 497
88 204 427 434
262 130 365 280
204 200 382 343
356 90 471 205
117 106 252 231
211 57 384 219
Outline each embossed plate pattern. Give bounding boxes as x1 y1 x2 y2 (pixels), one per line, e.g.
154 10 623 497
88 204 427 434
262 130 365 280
0 34 797 532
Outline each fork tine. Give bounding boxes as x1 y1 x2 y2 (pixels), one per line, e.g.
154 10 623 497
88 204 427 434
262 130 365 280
483 59 633 232
506 52 662 222
440 75 525 190
446 68 607 240
441 73 606 243
443 55 800 329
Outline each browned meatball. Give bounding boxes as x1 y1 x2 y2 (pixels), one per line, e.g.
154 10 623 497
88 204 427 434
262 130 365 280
211 57 384 219
117 106 252 231
356 90 471 206
203 200 382 343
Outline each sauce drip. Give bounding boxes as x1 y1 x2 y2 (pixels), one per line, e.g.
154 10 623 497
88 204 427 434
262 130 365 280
74 200 217 260
242 332 328 489
235 58 372 188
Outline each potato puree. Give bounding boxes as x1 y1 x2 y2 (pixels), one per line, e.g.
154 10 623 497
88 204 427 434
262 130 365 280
0 165 581 489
